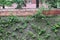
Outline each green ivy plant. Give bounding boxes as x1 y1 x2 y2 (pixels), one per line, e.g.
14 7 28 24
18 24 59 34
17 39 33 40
51 23 60 33
31 23 46 35
38 29 46 35
44 34 50 39
27 31 36 39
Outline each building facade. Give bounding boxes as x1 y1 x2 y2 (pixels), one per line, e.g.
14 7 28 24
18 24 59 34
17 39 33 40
26 0 36 4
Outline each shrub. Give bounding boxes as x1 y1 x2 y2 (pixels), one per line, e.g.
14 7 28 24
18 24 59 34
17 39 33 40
32 6 47 20
46 0 60 8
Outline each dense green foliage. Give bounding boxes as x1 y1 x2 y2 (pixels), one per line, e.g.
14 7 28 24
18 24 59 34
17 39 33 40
12 0 25 9
46 0 60 8
0 0 13 9
0 0 25 9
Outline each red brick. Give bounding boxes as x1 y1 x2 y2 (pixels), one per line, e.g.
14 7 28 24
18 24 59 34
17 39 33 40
0 9 60 16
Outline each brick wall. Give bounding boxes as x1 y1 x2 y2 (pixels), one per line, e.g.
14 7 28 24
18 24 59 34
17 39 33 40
0 9 60 16
0 9 37 16
43 9 60 16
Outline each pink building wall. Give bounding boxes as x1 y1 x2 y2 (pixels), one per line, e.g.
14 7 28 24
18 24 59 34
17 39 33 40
32 0 36 4
0 0 48 9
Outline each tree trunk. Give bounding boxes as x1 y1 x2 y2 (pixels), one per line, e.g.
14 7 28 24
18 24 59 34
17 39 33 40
16 4 22 9
24 0 26 7
36 0 39 8
2 5 5 9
